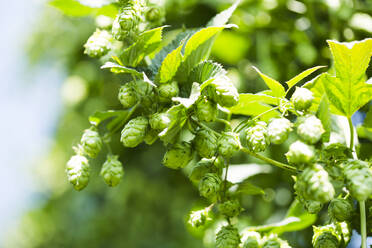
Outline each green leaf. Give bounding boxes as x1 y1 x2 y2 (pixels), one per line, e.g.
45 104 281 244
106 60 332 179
316 95 331 142
156 43 183 83
236 180 265 195
172 83 201 108
188 60 227 84
121 26 166 67
89 110 131 134
101 62 142 76
50 0 117 17
363 107 372 128
159 105 188 144
285 66 326 90
252 66 285 97
207 0 241 27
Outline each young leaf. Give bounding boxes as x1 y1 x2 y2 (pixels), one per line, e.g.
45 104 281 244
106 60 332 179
121 26 166 67
101 62 142 76
285 66 325 90
316 95 331 142
159 105 188 144
236 180 265 195
252 66 286 97
229 100 280 121
172 83 201 108
207 0 241 27
188 60 227 84
156 43 183 83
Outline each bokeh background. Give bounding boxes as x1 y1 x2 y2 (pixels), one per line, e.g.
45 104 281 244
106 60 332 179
1 0 372 247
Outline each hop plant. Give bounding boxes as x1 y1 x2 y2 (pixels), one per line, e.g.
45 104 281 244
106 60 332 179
195 97 217 122
120 116 148 147
285 140 315 165
158 81 179 103
262 235 291 248
118 82 138 109
312 225 340 248
218 199 242 218
278 98 293 115
297 164 335 203
216 225 241 248
66 154 90 191
194 129 218 158
162 142 193 169
188 207 211 228
342 159 372 201
218 132 240 158
291 87 314 111
267 118 292 144
199 173 221 199
84 29 113 58
304 200 323 214
328 198 353 222
296 115 325 144
100 154 124 187
149 112 170 131
80 127 102 158
245 121 269 152
241 231 261 248
145 4 165 24
208 76 239 107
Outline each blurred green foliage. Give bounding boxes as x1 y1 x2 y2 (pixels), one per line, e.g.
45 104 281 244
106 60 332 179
6 0 372 247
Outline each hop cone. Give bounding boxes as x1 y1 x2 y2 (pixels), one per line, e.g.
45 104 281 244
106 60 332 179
149 112 170 131
241 231 261 248
209 76 239 107
188 207 211 228
285 140 315 165
216 225 241 248
262 235 291 248
312 225 340 248
278 98 293 115
219 199 242 218
100 154 124 187
245 121 269 152
196 97 217 122
158 81 179 103
120 116 148 147
218 132 240 158
145 4 165 24
80 127 102 158
162 142 193 169
328 198 353 222
84 29 113 58
342 159 372 201
296 115 325 144
66 154 90 191
194 129 218 158
291 87 314 111
118 82 137 109
199 173 221 199
267 118 292 144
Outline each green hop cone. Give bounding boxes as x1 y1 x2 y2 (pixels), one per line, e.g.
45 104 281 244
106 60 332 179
342 159 372 201
118 82 137 109
188 207 211 228
84 29 113 58
241 231 261 248
149 112 170 131
296 115 325 144
304 200 323 214
120 116 148 147
80 127 102 158
267 118 292 144
245 121 269 152
291 87 314 111
218 132 240 158
194 129 218 158
328 198 353 222
195 97 217 122
312 225 340 248
216 225 241 248
145 5 165 23
209 76 239 107
262 239 280 248
66 154 90 191
162 142 193 169
199 173 221 199
158 81 179 103
285 140 315 165
112 16 126 40
298 164 335 203
218 199 242 218
117 6 141 30
262 234 291 248
100 154 124 187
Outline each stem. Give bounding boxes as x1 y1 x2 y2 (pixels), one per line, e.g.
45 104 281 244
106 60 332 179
348 117 366 248
240 147 297 172
223 159 229 200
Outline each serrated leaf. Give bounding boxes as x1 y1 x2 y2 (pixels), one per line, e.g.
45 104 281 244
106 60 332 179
189 60 227 84
50 0 117 17
89 110 131 134
236 180 265 195
121 26 166 67
207 0 241 27
101 62 142 76
172 83 201 108
316 95 331 142
156 43 183 83
252 66 286 97
285 66 326 90
159 105 188 144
